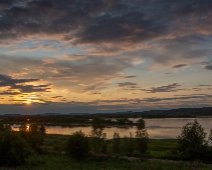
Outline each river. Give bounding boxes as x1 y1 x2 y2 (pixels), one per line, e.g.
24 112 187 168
12 118 212 139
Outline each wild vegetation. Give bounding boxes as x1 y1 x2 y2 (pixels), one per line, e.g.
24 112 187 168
0 118 212 169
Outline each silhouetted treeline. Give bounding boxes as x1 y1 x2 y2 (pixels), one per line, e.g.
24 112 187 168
0 107 211 124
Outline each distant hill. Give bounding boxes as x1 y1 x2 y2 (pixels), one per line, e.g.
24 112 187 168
92 107 212 118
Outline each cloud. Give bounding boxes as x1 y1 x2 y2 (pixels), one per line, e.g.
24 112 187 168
76 11 166 45
0 0 212 113
0 0 211 46
205 65 212 71
141 83 182 93
0 74 39 87
0 91 21 95
172 64 187 69
0 74 50 95
0 0 211 70
124 76 137 79
148 94 212 103
118 82 138 87
0 54 136 94
149 35 212 70
13 84 51 93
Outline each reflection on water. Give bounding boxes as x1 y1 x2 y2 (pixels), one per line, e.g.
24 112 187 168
12 118 212 139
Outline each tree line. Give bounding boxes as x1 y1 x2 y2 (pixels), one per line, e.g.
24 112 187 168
0 118 212 167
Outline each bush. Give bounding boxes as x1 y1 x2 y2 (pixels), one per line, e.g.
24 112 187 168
19 124 46 153
135 129 149 154
176 120 209 160
0 128 31 166
209 128 212 145
67 131 90 161
122 133 135 155
90 117 106 153
136 119 145 130
112 132 121 154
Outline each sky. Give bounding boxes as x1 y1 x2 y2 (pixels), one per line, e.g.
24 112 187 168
0 0 212 115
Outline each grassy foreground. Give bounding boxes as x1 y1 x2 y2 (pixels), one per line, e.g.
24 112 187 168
0 134 211 170
43 134 177 158
0 153 211 170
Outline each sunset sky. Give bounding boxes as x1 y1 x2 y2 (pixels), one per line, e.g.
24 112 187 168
0 0 212 114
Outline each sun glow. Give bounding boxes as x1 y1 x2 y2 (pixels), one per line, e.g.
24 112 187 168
25 100 32 105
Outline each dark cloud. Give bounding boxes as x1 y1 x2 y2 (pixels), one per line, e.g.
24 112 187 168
76 11 166 44
12 84 51 93
0 0 108 41
118 82 138 87
0 91 21 95
87 94 212 104
0 0 211 56
0 0 13 4
0 74 39 87
141 83 182 93
170 0 212 17
51 96 63 98
172 64 187 69
124 76 137 79
151 35 212 69
0 74 50 94
205 65 212 71
141 94 212 103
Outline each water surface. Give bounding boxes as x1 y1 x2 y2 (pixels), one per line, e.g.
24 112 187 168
12 118 212 139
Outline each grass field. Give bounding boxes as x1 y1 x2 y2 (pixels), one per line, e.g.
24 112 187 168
43 134 177 158
1 134 211 170
148 139 178 158
0 153 211 170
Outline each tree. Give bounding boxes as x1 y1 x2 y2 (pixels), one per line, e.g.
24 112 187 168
67 131 90 161
209 128 212 146
122 132 134 154
136 118 145 130
19 124 46 153
116 118 133 124
135 129 149 154
0 126 30 166
39 124 46 135
209 128 212 159
176 120 208 160
135 119 149 154
0 124 12 132
90 117 106 153
112 132 121 154
91 117 105 129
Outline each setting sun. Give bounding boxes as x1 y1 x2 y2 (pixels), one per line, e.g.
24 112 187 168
25 100 32 105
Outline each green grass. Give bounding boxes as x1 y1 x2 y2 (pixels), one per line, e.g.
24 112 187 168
148 139 177 158
0 153 211 170
0 134 211 170
43 134 178 158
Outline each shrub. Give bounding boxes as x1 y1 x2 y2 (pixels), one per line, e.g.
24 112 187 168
135 129 149 154
67 131 90 161
90 117 106 153
136 119 145 130
209 128 212 145
0 127 31 166
122 133 134 155
19 124 46 153
112 132 121 154
176 120 209 160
